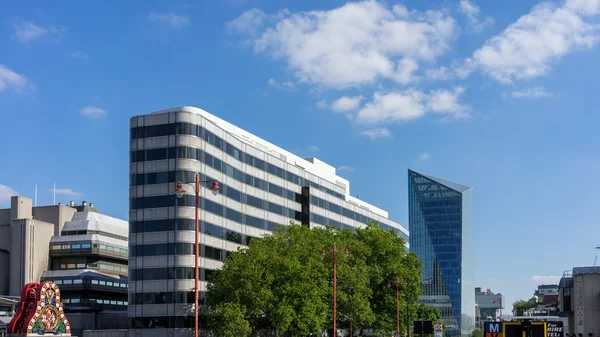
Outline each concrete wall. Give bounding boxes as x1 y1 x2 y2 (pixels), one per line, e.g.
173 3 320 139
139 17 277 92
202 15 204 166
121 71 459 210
575 273 600 335
33 205 77 236
69 312 128 337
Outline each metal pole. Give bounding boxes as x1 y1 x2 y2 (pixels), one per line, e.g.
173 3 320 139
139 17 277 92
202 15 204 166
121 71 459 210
350 318 352 337
195 173 200 337
333 242 337 337
396 276 400 335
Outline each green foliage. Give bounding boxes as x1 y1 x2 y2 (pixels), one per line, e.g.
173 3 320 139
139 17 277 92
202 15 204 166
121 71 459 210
416 304 440 321
471 329 484 337
207 222 423 336
512 299 533 316
210 303 252 337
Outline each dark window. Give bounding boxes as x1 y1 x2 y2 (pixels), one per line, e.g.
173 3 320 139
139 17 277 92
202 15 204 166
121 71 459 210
224 186 241 202
267 222 280 231
225 230 242 244
204 222 223 238
246 215 264 229
268 202 284 215
268 183 283 196
204 246 222 261
226 208 242 223
246 195 263 209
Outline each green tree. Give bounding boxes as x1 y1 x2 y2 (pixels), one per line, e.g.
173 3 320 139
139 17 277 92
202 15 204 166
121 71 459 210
415 304 440 321
512 299 533 316
207 222 423 336
470 329 484 337
211 303 252 337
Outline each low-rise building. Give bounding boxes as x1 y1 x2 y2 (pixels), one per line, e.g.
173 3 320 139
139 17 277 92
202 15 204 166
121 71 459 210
40 207 129 337
558 267 600 335
475 287 503 322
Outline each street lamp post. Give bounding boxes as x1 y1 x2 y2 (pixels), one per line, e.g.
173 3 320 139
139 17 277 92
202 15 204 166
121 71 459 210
174 174 220 337
387 277 400 336
321 242 349 337
388 277 409 337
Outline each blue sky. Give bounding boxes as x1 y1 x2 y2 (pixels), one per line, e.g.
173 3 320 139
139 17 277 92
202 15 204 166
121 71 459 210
1 0 599 311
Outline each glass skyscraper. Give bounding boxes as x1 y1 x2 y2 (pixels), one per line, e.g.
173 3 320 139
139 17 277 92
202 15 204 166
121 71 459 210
408 170 474 337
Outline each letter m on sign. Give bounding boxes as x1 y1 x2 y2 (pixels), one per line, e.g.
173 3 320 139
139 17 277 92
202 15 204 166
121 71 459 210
485 322 502 335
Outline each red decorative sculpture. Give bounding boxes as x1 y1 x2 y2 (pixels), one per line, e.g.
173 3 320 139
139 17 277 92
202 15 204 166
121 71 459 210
7 282 71 336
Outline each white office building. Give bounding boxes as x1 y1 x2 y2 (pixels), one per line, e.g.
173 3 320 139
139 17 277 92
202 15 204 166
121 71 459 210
128 106 408 335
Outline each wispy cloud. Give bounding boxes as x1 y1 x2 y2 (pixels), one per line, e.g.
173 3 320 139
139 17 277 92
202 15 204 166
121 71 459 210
361 128 391 140
331 96 364 113
268 78 295 90
308 145 319 152
337 165 355 172
0 65 33 94
0 184 18 202
509 87 553 99
531 275 561 284
226 8 267 36
71 51 89 60
80 106 107 118
459 0 600 83
51 188 83 197
148 12 190 30
458 0 494 33
419 152 432 161
14 21 66 44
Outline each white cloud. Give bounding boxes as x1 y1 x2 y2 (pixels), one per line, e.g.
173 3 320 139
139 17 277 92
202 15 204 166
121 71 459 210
52 188 83 197
0 184 18 202
234 1 456 88
80 106 107 118
510 86 553 98
14 22 65 43
360 128 391 140
462 1 600 83
425 66 453 81
353 87 468 125
15 22 47 43
226 8 267 35
458 0 494 33
427 87 469 118
531 275 561 284
331 95 364 112
357 90 426 124
316 100 328 109
0 65 32 94
337 165 355 172
148 12 190 29
71 51 89 60
419 152 432 161
267 78 295 89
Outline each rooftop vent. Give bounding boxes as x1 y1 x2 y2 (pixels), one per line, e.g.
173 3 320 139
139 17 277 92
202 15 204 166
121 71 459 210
89 203 94 207
69 201 75 207
82 201 87 206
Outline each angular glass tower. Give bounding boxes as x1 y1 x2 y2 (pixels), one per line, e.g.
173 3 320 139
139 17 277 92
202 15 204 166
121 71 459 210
408 170 474 337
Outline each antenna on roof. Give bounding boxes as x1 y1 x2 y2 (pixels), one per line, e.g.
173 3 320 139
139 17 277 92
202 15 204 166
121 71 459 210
34 185 38 206
594 246 600 266
53 182 56 205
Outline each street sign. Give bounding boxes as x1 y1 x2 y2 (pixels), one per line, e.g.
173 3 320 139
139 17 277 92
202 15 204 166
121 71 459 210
485 322 503 337
434 324 443 337
546 322 563 337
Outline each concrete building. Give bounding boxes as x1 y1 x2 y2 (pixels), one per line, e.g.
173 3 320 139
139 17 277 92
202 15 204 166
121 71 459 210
475 287 503 322
0 196 78 296
558 267 600 335
40 207 129 337
129 106 408 335
535 284 559 298
408 170 475 337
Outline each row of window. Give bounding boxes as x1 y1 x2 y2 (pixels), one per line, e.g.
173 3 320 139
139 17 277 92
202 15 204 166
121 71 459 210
50 278 128 288
130 167 403 239
129 291 203 305
130 218 270 245
130 316 203 329
129 194 303 227
130 243 234 262
130 122 345 199
59 262 127 273
60 229 127 241
129 267 215 282
63 298 127 306
50 242 128 255
309 195 408 241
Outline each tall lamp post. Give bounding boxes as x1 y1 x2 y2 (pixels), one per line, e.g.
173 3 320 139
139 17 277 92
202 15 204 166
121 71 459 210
387 277 409 337
174 174 220 337
321 242 349 337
